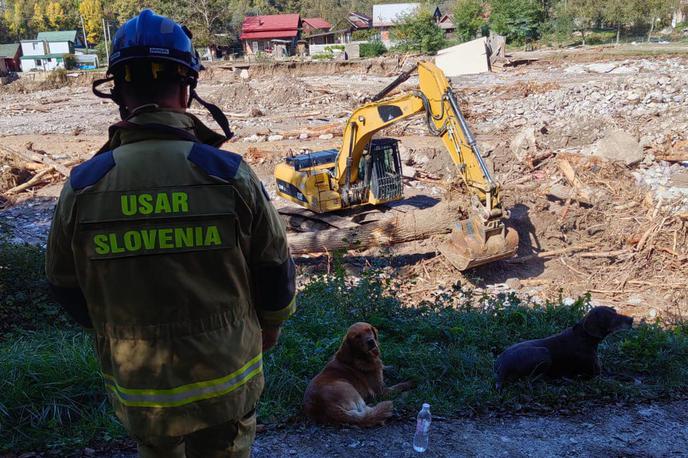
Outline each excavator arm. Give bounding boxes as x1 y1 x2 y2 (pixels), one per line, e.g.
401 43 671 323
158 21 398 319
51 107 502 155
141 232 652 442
332 61 517 269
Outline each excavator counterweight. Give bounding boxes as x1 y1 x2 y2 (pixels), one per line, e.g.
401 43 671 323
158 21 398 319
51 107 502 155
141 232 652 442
274 62 519 270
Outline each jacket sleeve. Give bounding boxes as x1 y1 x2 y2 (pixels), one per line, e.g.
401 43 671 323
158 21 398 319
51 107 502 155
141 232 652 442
246 168 296 327
45 183 93 329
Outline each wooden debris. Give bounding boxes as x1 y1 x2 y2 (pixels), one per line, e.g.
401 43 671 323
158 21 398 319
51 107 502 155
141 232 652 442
0 144 70 177
557 159 592 203
4 167 55 194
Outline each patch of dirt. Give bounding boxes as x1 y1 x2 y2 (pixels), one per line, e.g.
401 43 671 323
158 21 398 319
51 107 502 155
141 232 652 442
57 400 688 458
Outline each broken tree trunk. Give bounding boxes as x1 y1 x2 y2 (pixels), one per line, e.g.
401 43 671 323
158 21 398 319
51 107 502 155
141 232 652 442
287 201 462 255
0 144 70 177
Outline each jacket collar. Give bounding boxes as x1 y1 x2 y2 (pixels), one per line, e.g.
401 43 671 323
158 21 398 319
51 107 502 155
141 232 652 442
97 106 227 154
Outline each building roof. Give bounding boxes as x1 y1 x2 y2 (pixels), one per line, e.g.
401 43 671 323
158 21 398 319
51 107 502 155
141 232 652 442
20 54 65 59
372 3 419 27
439 14 454 29
303 18 332 30
36 30 78 42
240 14 300 40
348 12 372 29
0 43 20 58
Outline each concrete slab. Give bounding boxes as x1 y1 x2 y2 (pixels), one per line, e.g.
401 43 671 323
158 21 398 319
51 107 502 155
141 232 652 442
435 37 489 77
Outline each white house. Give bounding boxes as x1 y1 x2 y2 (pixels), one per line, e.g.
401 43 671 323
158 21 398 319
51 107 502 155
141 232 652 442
20 30 80 71
372 3 420 47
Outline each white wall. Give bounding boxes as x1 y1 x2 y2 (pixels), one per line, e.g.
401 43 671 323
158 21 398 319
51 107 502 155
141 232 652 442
48 41 70 54
19 57 64 72
21 41 47 57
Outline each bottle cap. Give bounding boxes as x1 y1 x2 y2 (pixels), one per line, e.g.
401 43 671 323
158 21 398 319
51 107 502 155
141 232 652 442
422 403 430 409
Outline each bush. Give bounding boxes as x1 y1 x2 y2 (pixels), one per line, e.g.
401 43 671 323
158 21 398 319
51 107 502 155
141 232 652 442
63 54 77 70
392 8 446 54
454 0 487 42
360 40 387 57
352 29 379 41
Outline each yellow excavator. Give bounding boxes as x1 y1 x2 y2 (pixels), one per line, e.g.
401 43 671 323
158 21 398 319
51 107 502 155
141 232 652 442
274 61 518 270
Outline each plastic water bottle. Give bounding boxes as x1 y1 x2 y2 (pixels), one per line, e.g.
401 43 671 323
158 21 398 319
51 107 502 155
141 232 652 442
413 403 431 453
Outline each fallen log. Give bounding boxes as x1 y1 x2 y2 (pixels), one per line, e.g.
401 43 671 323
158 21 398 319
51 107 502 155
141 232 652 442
0 144 70 177
4 167 55 195
655 155 688 163
287 201 461 255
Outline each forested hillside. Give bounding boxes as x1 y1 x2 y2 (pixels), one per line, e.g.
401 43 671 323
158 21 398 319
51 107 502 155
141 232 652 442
0 0 685 50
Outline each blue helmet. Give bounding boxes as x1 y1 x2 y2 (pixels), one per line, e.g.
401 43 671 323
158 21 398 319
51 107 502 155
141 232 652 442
109 9 201 76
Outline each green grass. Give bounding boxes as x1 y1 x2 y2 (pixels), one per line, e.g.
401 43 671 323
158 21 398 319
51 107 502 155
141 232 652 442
0 330 125 452
1 242 688 453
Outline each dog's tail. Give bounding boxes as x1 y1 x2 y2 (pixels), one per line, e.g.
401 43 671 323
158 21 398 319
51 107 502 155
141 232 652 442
331 401 394 427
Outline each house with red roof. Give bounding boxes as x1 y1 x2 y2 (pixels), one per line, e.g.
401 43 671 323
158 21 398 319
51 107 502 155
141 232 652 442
240 14 301 56
302 17 335 45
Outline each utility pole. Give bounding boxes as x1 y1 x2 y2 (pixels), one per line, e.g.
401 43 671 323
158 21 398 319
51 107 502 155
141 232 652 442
102 18 110 62
80 15 88 48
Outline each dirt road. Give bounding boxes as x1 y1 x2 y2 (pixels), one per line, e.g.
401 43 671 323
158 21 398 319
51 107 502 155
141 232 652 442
105 400 687 457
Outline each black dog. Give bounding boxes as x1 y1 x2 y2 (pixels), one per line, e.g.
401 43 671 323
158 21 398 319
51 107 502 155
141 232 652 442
495 306 633 389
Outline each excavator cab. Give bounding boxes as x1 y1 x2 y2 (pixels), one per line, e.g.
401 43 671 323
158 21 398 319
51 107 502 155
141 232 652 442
360 138 403 204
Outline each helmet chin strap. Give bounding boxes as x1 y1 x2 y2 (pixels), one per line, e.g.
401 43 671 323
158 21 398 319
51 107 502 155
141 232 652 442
188 88 233 141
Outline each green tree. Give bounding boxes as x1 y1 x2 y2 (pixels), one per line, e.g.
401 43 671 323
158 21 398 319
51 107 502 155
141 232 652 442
566 0 601 45
602 0 637 45
453 0 485 42
490 0 544 43
642 0 679 42
4 0 27 39
392 8 446 54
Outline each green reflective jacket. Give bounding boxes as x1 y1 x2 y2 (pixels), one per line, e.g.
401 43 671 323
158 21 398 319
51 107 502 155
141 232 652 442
46 109 296 437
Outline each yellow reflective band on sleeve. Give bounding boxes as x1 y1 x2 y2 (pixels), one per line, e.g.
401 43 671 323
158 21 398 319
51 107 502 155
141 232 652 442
101 353 262 408
258 295 296 324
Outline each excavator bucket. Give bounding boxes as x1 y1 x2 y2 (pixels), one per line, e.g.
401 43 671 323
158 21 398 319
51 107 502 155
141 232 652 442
439 215 519 271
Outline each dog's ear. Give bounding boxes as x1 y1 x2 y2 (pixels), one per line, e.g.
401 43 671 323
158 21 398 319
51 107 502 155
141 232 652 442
372 326 379 340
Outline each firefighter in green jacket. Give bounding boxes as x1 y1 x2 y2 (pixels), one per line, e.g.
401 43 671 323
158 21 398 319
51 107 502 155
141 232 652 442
45 10 296 457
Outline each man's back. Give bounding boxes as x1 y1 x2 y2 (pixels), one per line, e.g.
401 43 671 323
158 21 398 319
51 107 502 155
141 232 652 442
47 110 296 438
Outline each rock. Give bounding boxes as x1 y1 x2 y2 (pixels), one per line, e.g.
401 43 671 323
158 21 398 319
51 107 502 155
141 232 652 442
564 64 586 74
586 63 617 74
243 134 265 143
250 107 264 117
402 166 417 179
267 134 284 142
589 129 644 166
399 144 413 164
239 69 250 79
610 66 638 75
510 126 537 162
626 92 642 104
547 183 574 201
319 133 334 140
298 133 309 140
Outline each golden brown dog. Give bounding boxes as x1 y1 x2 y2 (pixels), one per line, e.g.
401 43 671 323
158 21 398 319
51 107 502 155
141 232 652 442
303 322 414 426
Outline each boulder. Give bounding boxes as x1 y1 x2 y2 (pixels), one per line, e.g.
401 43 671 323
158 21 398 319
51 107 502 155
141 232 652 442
319 133 334 140
589 129 644 166
267 134 284 142
510 126 537 162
